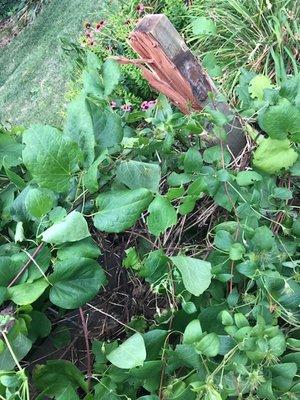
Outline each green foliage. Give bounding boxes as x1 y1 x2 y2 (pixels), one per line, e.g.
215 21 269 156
0 46 299 400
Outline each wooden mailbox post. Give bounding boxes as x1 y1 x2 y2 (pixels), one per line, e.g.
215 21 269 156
121 14 246 156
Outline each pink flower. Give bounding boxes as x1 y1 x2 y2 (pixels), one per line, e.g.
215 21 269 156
121 104 132 112
136 3 145 14
140 100 156 111
110 101 117 109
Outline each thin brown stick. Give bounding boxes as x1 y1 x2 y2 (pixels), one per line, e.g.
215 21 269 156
79 307 92 391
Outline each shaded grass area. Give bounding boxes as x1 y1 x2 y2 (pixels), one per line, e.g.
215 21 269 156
0 0 108 127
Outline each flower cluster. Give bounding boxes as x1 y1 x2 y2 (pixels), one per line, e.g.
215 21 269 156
109 99 157 112
83 20 106 46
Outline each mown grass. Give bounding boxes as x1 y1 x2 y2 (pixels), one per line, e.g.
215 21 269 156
0 0 108 127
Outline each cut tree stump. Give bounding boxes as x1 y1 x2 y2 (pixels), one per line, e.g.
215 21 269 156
121 14 247 156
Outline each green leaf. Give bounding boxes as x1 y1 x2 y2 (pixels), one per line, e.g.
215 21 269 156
273 187 293 200
25 187 54 218
229 243 245 260
195 332 220 357
253 138 298 174
167 172 191 186
83 151 108 193
107 333 146 369
22 125 80 193
170 256 212 296
49 258 106 309
191 17 216 36
88 103 123 150
249 75 273 100
94 188 153 233
83 68 104 99
0 133 22 168
57 237 100 260
183 319 202 344
41 211 90 244
203 145 231 165
259 99 300 140
252 226 275 250
147 195 177 237
236 170 262 186
7 278 49 305
184 148 203 174
202 53 222 77
33 360 87 397
102 59 121 96
0 333 32 371
214 230 232 252
116 160 161 192
28 310 51 341
64 95 95 167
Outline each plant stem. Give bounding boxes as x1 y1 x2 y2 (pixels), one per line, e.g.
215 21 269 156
79 307 92 392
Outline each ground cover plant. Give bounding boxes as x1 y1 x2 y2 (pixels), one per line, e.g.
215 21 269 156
0 43 299 399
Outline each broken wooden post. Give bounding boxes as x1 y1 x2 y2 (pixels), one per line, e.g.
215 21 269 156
128 14 246 156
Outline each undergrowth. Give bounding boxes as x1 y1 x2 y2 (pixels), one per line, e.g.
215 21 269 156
0 47 299 399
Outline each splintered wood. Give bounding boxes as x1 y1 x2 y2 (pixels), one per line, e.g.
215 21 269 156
125 14 246 156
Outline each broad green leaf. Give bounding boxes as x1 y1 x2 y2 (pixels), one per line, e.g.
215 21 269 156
143 330 168 360
25 187 54 218
253 138 298 174
229 243 245 260
107 333 146 369
0 133 22 168
102 59 121 96
88 102 123 150
28 310 52 341
183 320 202 344
214 230 232 251
203 145 231 165
116 160 161 192
41 211 90 244
49 258 106 309
184 148 203 174
83 69 104 99
94 188 153 233
195 332 220 357
191 17 216 36
236 170 262 186
7 278 49 305
170 256 212 296
147 195 177 237
167 172 191 186
64 95 95 167
22 125 80 193
252 226 275 250
259 99 300 140
83 151 108 193
3 165 26 190
57 237 100 260
0 333 32 371
33 360 87 397
249 75 273 100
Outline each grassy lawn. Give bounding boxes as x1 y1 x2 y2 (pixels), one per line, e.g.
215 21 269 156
0 0 109 127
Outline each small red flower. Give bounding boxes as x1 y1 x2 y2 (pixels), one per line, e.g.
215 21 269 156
95 20 106 32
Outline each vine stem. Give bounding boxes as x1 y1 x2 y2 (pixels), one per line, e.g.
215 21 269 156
8 242 44 287
79 307 92 392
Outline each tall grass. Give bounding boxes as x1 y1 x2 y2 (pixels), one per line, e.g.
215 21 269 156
184 0 300 92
